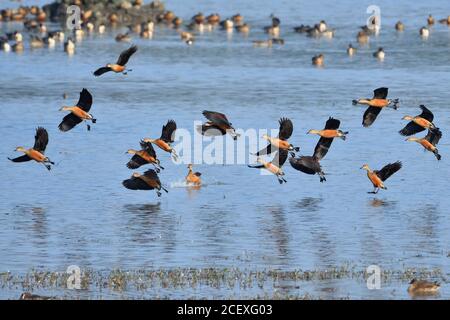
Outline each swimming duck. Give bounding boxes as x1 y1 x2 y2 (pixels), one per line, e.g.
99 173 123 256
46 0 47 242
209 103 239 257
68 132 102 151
232 14 243 25
39 23 47 34
142 120 178 160
356 31 369 44
264 15 280 36
197 110 240 140
318 20 327 32
438 15 450 25
179 31 194 41
249 149 289 184
373 47 385 60
44 35 56 48
192 12 205 25
30 35 44 48
352 87 399 127
399 105 437 136
115 32 131 42
207 13 220 25
312 54 324 67
0 37 11 52
395 21 405 31
12 41 24 53
86 22 94 33
172 16 183 28
361 16 380 35
126 140 163 172
293 24 312 33
220 19 234 31
427 14 435 25
407 279 440 296
140 28 153 39
98 24 106 34
289 134 334 183
235 23 250 33
347 43 357 56
19 292 52 300
8 127 54 171
94 45 138 76
253 39 273 47
360 161 402 194
406 129 442 161
59 88 96 132
307 117 348 141
186 164 202 186
254 118 299 156
122 169 168 197
420 26 430 38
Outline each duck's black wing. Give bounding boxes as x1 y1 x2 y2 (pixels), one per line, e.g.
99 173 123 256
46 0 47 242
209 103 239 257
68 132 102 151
399 121 425 136
58 113 82 132
140 140 157 158
418 105 434 122
93 67 112 77
76 88 93 112
254 144 273 156
278 118 293 140
313 137 333 161
375 161 402 181
159 120 177 143
324 117 340 130
33 127 49 153
126 156 148 169
142 169 160 184
122 176 154 190
362 106 382 127
272 149 288 168
8 155 32 162
196 124 226 136
202 110 231 127
373 87 388 99
424 128 442 146
116 45 138 66
289 155 320 175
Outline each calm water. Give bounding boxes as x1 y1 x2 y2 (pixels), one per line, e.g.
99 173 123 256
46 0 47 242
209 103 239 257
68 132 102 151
0 0 449 299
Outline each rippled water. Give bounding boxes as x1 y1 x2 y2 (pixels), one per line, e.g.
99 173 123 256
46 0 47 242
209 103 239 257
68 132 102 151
0 0 449 299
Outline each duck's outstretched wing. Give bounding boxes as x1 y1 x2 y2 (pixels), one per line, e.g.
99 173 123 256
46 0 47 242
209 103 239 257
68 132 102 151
375 161 402 181
363 106 382 127
58 113 82 132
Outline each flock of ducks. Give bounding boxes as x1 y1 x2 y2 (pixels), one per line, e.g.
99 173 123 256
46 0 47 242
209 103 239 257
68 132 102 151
2 6 445 298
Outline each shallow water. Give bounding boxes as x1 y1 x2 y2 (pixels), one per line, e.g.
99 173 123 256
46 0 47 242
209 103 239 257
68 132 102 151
0 0 449 299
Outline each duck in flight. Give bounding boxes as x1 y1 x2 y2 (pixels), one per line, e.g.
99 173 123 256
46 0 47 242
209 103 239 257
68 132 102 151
307 117 348 141
289 129 336 183
58 88 96 131
399 105 437 136
352 87 399 127
142 120 178 161
254 118 299 156
122 169 168 197
360 161 402 194
405 129 442 161
249 149 288 184
93 45 137 76
8 127 54 171
126 140 164 172
197 110 240 140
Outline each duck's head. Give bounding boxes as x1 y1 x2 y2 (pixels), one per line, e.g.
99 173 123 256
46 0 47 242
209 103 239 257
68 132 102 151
142 138 153 143
106 63 112 68
187 163 193 170
307 129 319 135
126 149 136 154
405 137 419 142
15 146 26 152
360 164 370 171
132 172 141 178
409 279 417 285
59 106 72 112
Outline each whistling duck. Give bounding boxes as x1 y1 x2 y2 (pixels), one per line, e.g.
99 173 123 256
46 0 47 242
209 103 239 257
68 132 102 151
8 127 54 171
312 54 324 67
253 39 273 47
408 279 440 296
140 28 153 39
186 164 202 186
427 14 435 25
12 41 24 53
235 23 250 33
264 15 280 36
44 35 56 48
347 43 357 56
399 105 437 136
0 37 11 52
289 133 333 182
249 149 289 184
254 118 299 156
357 31 369 44
19 292 52 300
30 35 44 48
232 14 243 25
126 140 163 171
406 129 442 161
294 24 312 33
395 21 405 31
197 111 240 140
438 16 450 25
94 45 137 76
179 31 194 41
86 22 94 33
98 24 106 34
206 14 220 25
373 47 385 60
172 17 183 28
220 19 234 31
143 120 178 160
361 16 380 35
122 169 168 197
308 117 348 141
115 32 131 43
192 12 205 25
360 161 402 194
59 88 96 132
353 87 399 127
420 27 430 38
